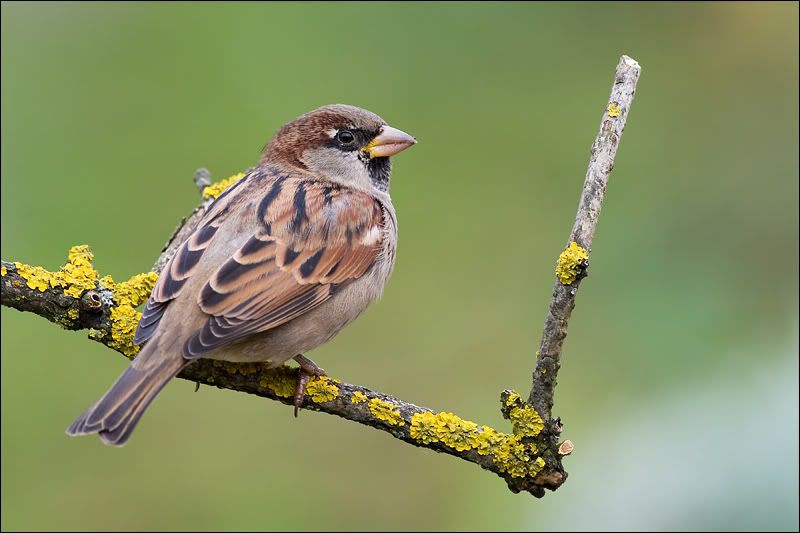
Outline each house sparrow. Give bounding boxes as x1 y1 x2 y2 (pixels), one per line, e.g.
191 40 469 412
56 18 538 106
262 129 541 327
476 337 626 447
66 104 416 446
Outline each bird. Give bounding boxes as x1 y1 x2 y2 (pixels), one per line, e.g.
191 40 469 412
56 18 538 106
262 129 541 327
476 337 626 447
66 104 416 446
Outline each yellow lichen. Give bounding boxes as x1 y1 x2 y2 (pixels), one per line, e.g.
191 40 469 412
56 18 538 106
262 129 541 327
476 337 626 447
67 308 79 320
107 304 142 358
409 411 441 444
505 392 521 405
555 241 589 285
102 272 158 308
14 263 51 291
351 391 368 404
526 456 546 478
492 435 544 478
493 435 530 477
607 102 622 118
509 404 544 438
14 245 99 297
406 406 545 478
59 245 98 297
503 391 545 438
475 426 507 456
1 265 6 276
409 411 481 451
368 398 404 427
202 172 245 199
306 376 339 404
379 397 550 479
7 248 155 355
96 271 160 358
436 412 480 451
257 366 297 398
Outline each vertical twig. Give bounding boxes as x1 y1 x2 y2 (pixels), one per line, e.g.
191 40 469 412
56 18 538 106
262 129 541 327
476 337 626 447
528 55 641 419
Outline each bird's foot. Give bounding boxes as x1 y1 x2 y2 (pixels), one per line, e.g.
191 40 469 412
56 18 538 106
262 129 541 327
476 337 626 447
293 354 326 417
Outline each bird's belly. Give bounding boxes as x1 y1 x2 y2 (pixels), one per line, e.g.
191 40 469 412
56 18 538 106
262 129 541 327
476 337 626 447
201 262 391 365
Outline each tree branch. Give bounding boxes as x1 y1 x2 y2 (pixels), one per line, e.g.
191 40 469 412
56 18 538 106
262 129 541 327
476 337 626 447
0 55 640 498
529 55 641 419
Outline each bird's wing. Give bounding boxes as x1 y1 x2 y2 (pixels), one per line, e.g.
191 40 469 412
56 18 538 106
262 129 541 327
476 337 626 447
133 167 386 357
133 174 251 346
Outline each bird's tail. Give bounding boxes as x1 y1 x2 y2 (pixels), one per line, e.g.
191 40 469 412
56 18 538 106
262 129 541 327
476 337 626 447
66 344 190 447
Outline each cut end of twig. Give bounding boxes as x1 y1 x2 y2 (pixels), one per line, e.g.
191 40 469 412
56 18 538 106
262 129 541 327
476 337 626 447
558 440 574 456
621 55 640 68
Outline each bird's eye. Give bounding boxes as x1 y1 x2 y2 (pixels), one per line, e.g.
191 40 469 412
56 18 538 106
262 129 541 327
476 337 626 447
336 130 355 144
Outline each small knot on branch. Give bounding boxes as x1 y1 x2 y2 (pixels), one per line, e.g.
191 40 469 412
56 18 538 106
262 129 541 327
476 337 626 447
80 290 103 312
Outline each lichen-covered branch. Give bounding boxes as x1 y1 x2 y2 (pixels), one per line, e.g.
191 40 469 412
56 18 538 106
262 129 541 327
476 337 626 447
528 55 641 419
1 253 563 497
1 55 640 499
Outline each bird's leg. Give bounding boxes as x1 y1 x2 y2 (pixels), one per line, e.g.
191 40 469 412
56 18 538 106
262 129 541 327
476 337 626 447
293 354 326 417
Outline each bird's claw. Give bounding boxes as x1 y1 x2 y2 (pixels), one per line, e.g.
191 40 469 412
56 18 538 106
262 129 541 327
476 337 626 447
292 354 326 417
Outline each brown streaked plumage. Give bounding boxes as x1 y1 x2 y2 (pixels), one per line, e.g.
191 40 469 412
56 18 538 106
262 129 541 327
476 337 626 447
67 104 416 446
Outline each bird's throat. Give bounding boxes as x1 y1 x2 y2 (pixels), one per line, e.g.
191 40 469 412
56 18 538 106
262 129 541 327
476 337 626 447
367 157 392 193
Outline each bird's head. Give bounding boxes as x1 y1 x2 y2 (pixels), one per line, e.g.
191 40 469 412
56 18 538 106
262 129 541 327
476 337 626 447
261 104 416 193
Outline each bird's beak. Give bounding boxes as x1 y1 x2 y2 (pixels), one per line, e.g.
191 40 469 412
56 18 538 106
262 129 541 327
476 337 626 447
363 125 417 158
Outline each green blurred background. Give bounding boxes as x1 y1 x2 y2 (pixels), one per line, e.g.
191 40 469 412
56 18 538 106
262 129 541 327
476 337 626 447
2 2 798 530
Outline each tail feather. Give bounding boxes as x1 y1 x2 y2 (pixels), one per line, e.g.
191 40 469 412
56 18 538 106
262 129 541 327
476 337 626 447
67 350 190 447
